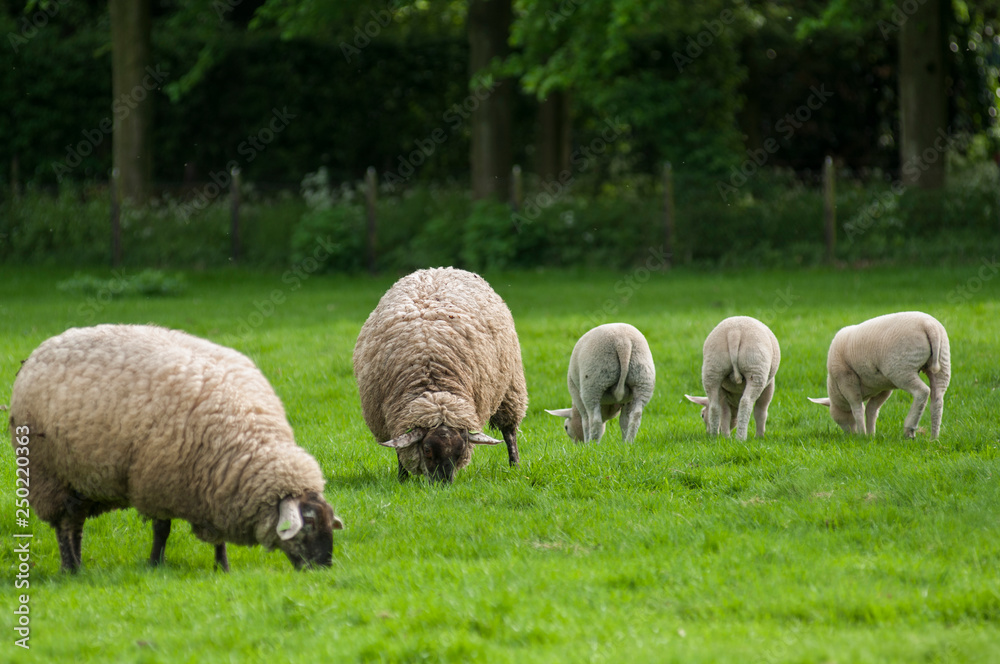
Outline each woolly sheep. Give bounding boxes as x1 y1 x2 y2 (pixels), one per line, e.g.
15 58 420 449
684 316 780 440
808 311 951 438
352 267 528 484
545 323 655 443
8 324 343 573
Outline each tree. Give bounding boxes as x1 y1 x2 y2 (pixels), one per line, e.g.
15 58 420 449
109 0 152 204
898 0 946 188
468 0 512 200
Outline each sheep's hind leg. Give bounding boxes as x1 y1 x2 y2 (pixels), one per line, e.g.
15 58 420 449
149 519 171 566
898 374 931 438
735 379 766 441
753 380 775 438
214 544 229 573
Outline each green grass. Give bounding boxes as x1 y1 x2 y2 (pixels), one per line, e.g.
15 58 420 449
1 263 999 663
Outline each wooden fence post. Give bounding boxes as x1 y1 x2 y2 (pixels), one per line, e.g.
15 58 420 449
511 164 523 211
662 161 675 269
230 167 241 264
365 166 378 275
823 156 835 263
111 168 121 267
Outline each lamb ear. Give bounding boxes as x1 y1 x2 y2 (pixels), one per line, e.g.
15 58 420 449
468 431 502 445
276 497 303 541
808 397 832 408
684 395 709 406
545 408 574 418
378 428 426 449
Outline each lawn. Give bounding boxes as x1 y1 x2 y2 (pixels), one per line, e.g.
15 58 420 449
1 263 998 663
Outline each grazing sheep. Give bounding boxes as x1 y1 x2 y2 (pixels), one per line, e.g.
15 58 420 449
352 267 528 483
684 316 780 440
808 311 951 438
9 324 343 573
545 323 655 443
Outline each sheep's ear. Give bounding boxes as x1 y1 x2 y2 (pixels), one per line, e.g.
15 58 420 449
545 408 574 418
332 516 344 531
808 397 831 408
684 395 709 406
277 498 303 541
379 428 426 449
468 431 502 445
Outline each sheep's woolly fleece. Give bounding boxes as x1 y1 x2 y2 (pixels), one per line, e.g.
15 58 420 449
353 267 528 450
10 324 326 549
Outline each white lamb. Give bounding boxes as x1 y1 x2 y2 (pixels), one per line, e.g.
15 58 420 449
545 323 655 443
684 316 780 440
808 311 951 438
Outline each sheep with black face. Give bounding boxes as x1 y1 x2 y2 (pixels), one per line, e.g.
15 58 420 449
353 267 528 483
9 324 343 573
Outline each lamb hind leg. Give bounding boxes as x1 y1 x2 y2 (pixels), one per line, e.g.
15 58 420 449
898 374 931 438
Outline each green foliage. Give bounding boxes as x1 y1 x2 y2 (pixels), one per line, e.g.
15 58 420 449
1 265 999 661
56 269 186 298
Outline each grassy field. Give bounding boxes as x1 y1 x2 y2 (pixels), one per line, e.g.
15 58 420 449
1 263 998 663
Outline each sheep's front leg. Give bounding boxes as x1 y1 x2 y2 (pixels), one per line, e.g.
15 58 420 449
706 385 725 436
149 519 171 566
500 424 520 467
864 391 892 435
898 374 931 438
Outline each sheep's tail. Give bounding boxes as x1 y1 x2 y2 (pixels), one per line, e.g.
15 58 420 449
727 328 743 384
613 338 632 402
926 323 943 374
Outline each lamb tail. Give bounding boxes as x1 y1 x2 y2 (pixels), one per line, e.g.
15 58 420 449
727 328 743 384
613 338 632 402
927 324 943 374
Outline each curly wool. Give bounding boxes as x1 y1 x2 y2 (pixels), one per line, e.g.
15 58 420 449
353 268 528 471
10 324 326 550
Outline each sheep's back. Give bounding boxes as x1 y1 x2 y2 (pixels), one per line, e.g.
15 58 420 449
353 268 524 439
10 325 314 533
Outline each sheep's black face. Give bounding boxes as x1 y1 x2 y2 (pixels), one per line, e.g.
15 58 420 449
421 427 468 484
280 491 342 570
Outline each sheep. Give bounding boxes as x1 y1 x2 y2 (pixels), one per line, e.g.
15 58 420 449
352 267 528 484
545 323 655 443
808 311 951 438
8 324 343 573
684 316 780 440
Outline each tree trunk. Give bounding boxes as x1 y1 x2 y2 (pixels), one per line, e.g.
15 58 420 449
537 90 572 181
898 0 946 189
468 0 512 201
110 0 152 204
